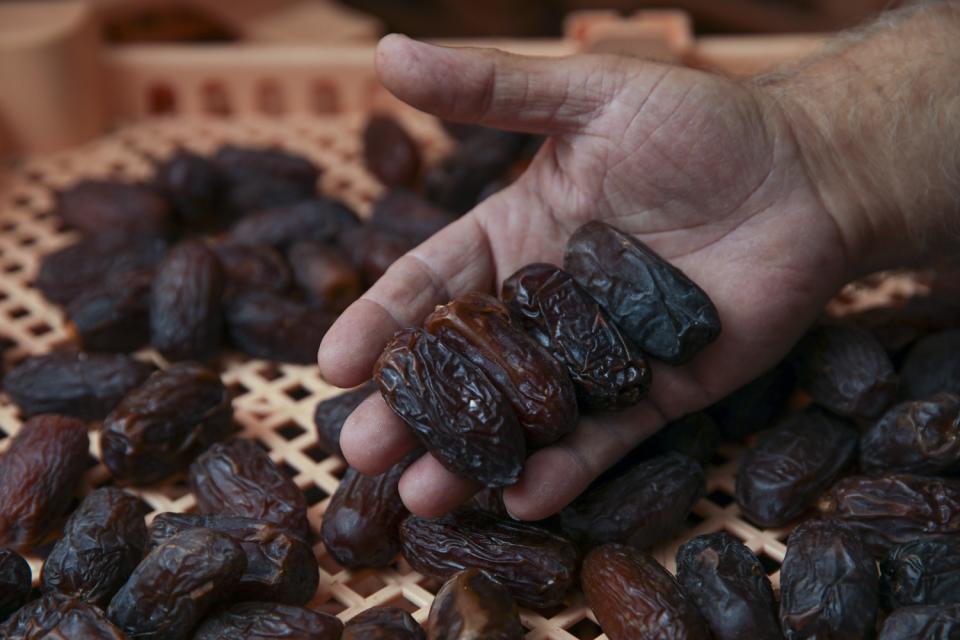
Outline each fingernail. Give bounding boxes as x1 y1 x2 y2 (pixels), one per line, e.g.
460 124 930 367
504 506 522 521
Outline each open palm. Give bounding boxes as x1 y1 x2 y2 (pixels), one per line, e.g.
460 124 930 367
318 35 853 520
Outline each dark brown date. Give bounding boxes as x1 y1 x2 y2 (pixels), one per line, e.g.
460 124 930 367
313 381 377 457
501 263 651 413
818 475 960 557
149 239 226 361
881 538 960 609
779 519 879 640
0 415 90 552
55 179 171 238
363 115 422 187
66 270 153 352
0 549 31 622
842 294 960 356
560 452 705 550
877 603 960 639
427 568 523 640
194 602 342 640
155 150 224 230
675 532 780 640
36 233 167 305
107 528 245 640
4 351 153 420
465 487 509 517
370 189 457 244
213 145 319 193
861 392 960 475
148 513 318 605
41 488 148 607
374 327 525 487
582 543 710 640
899 330 960 400
640 412 721 465
340 226 413 287
342 607 425 640
287 241 362 312
1 593 128 640
210 241 292 297
225 289 335 363
707 362 794 441
425 292 578 448
792 324 897 419
735 406 858 527
320 455 415 569
563 221 721 364
399 510 578 609
189 438 310 539
231 198 361 248
100 361 234 485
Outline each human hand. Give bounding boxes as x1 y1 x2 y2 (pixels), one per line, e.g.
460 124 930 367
317 34 855 520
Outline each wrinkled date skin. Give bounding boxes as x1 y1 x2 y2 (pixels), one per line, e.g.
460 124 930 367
66 270 153 352
374 327 525 487
899 329 960 400
502 263 651 413
287 241 362 312
320 454 416 569
0 549 31 622
41 488 148 608
563 221 721 364
148 513 318 605
363 115 422 188
342 607 425 640
707 363 794 441
560 452 705 550
425 292 578 448
55 179 171 238
399 510 578 610
427 568 524 640
225 289 335 364
189 438 310 539
213 145 319 217
149 239 226 361
100 362 234 485
313 381 378 457
4 351 153 420
107 529 245 640
155 150 225 230
36 233 167 305
861 392 960 475
818 475 960 557
211 242 292 297
1 593 128 640
877 603 960 640
881 538 960 609
675 532 780 640
779 519 879 640
582 543 710 640
231 198 361 248
340 226 413 288
792 324 897 419
370 189 457 245
0 415 90 552
735 407 858 528
193 602 343 640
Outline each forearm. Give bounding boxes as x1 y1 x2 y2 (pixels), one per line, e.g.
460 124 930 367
758 1 960 275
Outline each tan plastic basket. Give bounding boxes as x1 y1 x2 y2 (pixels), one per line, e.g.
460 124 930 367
0 8 845 638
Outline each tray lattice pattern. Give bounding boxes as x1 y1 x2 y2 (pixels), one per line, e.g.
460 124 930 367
0 115 793 639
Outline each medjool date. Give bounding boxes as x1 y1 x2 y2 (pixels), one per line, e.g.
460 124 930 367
374 327 525 487
225 289 335 364
1 593 127 640
0 549 31 622
707 362 794 441
41 488 148 607
427 568 523 640
231 198 360 248
424 292 577 448
341 226 413 287
54 179 171 238
363 115 421 188
4 351 153 420
861 393 960 475
899 330 960 399
877 603 960 639
881 538 960 609
213 145 319 193
792 324 896 419
560 452 705 550
189 438 310 539
107 529 246 640
370 189 456 244
735 406 858 527
342 607 425 640
582 543 710 640
398 510 577 609
313 381 377 457
818 475 960 556
148 513 318 605
194 602 342 640
501 263 651 412
563 221 721 364
155 150 224 230
675 533 780 640
287 241 361 311
211 242 292 296
100 362 234 485
66 271 153 352
0 415 90 552
779 519 879 640
149 239 225 361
